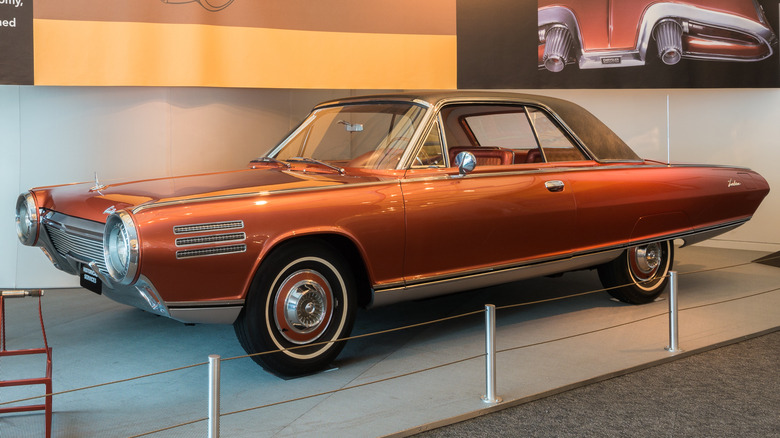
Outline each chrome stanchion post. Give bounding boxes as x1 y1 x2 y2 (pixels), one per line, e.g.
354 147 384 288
208 354 221 438
481 304 502 404
665 271 682 353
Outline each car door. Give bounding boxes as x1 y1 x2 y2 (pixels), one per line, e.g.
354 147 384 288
400 103 582 285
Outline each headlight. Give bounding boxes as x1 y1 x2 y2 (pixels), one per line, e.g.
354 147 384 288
15 192 39 246
103 210 139 285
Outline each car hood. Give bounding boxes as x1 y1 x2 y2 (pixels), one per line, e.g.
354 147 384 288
33 168 381 223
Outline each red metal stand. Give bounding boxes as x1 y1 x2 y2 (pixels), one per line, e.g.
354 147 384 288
0 290 52 438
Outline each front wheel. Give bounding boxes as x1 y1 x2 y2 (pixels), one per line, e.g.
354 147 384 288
597 241 674 304
234 241 356 376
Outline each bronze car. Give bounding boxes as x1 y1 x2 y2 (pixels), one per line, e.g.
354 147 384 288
15 92 770 375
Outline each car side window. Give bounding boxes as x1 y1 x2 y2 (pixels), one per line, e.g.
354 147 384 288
441 104 541 165
412 119 445 167
438 103 587 166
526 107 586 162
464 112 537 149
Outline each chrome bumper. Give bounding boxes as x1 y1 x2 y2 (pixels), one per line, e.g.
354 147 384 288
36 211 243 324
37 211 171 318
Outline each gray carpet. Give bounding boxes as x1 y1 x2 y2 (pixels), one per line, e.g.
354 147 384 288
414 331 780 437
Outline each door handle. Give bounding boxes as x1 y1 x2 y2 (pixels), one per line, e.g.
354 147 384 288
545 180 565 192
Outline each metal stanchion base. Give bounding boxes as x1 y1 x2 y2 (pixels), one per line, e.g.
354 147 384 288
481 395 503 404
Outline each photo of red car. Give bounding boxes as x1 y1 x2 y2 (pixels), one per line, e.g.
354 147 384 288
539 0 778 72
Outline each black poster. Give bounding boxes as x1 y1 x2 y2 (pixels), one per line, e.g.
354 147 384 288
457 0 780 89
0 0 33 85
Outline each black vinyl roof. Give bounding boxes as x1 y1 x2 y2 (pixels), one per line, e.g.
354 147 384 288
319 91 642 162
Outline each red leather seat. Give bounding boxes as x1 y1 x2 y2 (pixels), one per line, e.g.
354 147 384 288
525 149 543 163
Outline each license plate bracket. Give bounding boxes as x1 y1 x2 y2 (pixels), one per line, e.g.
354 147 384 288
80 264 103 295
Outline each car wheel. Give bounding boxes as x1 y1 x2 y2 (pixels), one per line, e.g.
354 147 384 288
597 241 674 304
234 240 356 376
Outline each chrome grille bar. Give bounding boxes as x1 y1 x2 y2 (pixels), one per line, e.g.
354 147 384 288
43 214 108 275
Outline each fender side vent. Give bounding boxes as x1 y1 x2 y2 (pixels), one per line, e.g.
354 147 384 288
176 244 247 259
174 221 244 234
175 232 246 247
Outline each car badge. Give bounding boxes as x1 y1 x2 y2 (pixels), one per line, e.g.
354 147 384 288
90 172 107 192
727 179 742 188
103 205 117 215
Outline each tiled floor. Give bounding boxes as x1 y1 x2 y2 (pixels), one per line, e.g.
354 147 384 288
1 246 778 437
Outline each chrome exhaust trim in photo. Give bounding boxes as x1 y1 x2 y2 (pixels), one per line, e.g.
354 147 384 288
654 19 684 65
542 25 574 72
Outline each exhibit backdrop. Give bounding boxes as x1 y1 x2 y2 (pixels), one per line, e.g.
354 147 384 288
2 0 778 88
1 0 457 88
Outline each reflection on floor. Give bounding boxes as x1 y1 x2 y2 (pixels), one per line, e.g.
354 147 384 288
1 246 778 437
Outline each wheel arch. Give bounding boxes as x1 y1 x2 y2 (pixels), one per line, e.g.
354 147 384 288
247 233 373 308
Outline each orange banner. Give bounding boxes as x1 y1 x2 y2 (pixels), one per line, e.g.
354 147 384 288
32 0 457 88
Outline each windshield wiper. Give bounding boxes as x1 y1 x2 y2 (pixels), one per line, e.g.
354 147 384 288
287 157 345 175
250 156 291 168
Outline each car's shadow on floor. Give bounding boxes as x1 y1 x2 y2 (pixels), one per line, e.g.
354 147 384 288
337 268 628 370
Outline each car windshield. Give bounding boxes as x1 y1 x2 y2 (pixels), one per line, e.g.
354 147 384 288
269 102 427 170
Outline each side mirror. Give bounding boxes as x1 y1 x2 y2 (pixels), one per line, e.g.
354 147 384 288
454 151 476 176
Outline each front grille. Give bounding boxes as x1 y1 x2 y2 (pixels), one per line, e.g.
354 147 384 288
43 215 107 275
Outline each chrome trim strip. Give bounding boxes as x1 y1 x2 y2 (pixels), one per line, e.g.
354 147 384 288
132 179 398 213
175 232 246 247
371 249 622 308
403 163 664 184
370 217 751 307
174 220 244 234
134 162 749 213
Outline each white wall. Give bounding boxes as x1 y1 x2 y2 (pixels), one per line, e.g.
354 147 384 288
0 87 23 289
1 86 778 288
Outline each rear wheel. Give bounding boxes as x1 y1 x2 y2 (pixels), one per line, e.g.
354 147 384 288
598 241 674 304
234 240 356 376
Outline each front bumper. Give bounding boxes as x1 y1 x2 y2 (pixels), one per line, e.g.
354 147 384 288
36 211 171 318
35 211 243 324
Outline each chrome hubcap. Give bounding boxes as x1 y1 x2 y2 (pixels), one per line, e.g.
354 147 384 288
274 268 333 345
633 243 662 277
284 280 326 333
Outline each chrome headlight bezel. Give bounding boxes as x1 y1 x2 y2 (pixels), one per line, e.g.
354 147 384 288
103 210 139 286
15 192 40 246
